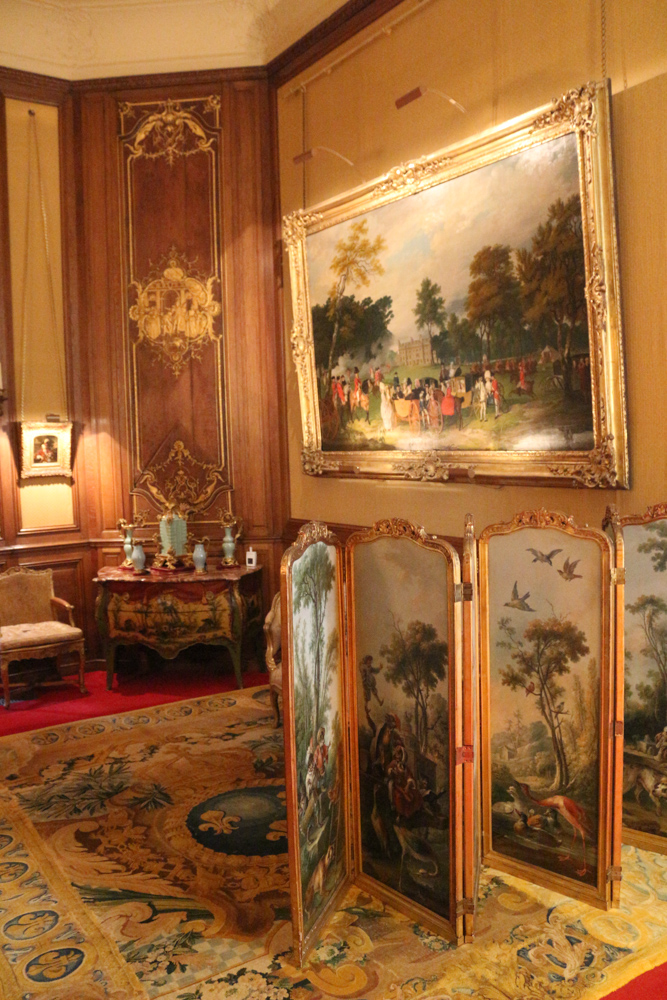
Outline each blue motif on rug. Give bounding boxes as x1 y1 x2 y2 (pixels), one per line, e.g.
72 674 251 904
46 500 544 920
186 785 286 856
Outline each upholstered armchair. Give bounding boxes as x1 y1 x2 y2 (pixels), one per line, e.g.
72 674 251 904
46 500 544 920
263 592 282 727
0 567 87 709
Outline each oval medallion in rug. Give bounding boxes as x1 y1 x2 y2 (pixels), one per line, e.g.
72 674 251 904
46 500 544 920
187 784 287 856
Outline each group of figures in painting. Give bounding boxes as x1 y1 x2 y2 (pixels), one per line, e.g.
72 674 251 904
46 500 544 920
323 349 592 452
622 519 667 838
488 531 600 887
357 646 450 919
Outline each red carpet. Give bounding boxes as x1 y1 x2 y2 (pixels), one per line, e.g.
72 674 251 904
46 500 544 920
605 962 667 999
0 663 268 736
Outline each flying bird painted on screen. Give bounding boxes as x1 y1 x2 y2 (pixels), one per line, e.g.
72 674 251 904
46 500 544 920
504 581 535 612
526 548 562 565
557 557 583 582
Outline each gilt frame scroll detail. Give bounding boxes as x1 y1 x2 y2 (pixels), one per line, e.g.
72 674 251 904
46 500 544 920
283 82 627 487
119 95 229 516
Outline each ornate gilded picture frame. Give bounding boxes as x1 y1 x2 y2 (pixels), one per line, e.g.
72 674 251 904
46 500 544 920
283 82 627 487
345 518 466 944
605 503 667 856
280 522 351 964
479 509 622 908
20 421 72 480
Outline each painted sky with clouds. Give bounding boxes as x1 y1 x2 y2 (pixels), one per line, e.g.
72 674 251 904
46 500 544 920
306 133 580 347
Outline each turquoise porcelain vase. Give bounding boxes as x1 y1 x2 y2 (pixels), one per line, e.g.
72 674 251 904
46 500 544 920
131 541 146 573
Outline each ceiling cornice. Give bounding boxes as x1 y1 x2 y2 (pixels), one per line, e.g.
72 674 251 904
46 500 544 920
0 0 353 82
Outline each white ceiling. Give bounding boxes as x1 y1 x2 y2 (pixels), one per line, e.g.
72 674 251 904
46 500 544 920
0 0 350 80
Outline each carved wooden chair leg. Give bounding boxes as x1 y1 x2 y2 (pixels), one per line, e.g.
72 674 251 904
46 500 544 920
78 645 88 694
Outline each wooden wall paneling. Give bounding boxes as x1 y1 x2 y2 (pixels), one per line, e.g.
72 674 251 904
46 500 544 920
222 80 268 534
79 91 130 539
0 94 19 547
60 92 89 542
116 85 231 528
0 67 69 105
221 78 290 606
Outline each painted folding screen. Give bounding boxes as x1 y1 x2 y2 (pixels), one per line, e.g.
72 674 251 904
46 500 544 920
281 523 349 965
479 509 622 909
606 503 667 855
345 518 466 944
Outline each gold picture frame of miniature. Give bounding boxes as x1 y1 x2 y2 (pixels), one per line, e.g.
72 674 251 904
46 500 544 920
20 422 73 479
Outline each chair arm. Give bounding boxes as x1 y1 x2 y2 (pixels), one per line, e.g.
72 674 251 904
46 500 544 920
51 595 76 626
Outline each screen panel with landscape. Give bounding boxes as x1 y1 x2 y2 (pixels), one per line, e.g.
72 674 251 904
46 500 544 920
485 526 604 890
622 517 667 847
350 534 453 922
286 536 348 942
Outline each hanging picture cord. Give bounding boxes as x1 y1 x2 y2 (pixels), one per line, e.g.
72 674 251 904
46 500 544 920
601 0 607 82
19 109 68 423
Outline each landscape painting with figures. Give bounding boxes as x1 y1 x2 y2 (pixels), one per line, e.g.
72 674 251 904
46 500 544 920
484 526 603 888
288 539 347 937
349 534 453 920
307 132 593 455
622 517 667 843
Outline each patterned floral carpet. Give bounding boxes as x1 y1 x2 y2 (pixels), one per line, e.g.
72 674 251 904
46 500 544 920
0 687 666 1000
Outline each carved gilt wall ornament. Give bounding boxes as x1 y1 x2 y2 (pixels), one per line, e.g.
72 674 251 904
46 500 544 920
122 97 219 165
133 440 227 513
129 251 221 376
283 81 627 488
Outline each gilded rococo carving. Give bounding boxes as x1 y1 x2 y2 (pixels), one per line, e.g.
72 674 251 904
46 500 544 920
129 251 221 376
122 97 219 165
133 440 228 513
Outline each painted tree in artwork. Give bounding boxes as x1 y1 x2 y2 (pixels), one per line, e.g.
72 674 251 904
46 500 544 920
467 244 521 361
293 542 336 732
626 595 667 725
638 522 667 573
380 618 448 753
413 277 447 359
497 615 589 791
312 294 393 371
515 195 587 367
326 219 387 375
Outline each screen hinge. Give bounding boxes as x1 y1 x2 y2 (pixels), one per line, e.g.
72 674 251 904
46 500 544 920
606 865 622 883
454 582 473 603
611 567 626 585
614 721 624 737
455 745 474 764
456 897 476 915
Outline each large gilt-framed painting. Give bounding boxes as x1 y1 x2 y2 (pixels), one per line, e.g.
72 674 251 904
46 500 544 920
280 523 350 964
606 503 667 855
345 518 465 942
284 82 627 487
479 509 622 908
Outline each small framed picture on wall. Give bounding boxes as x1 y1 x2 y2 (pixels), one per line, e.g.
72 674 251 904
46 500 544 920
20 421 73 479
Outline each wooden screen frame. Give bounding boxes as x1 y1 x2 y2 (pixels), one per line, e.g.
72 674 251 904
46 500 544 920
280 521 352 966
461 514 481 940
479 508 621 910
345 517 465 945
605 502 667 862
